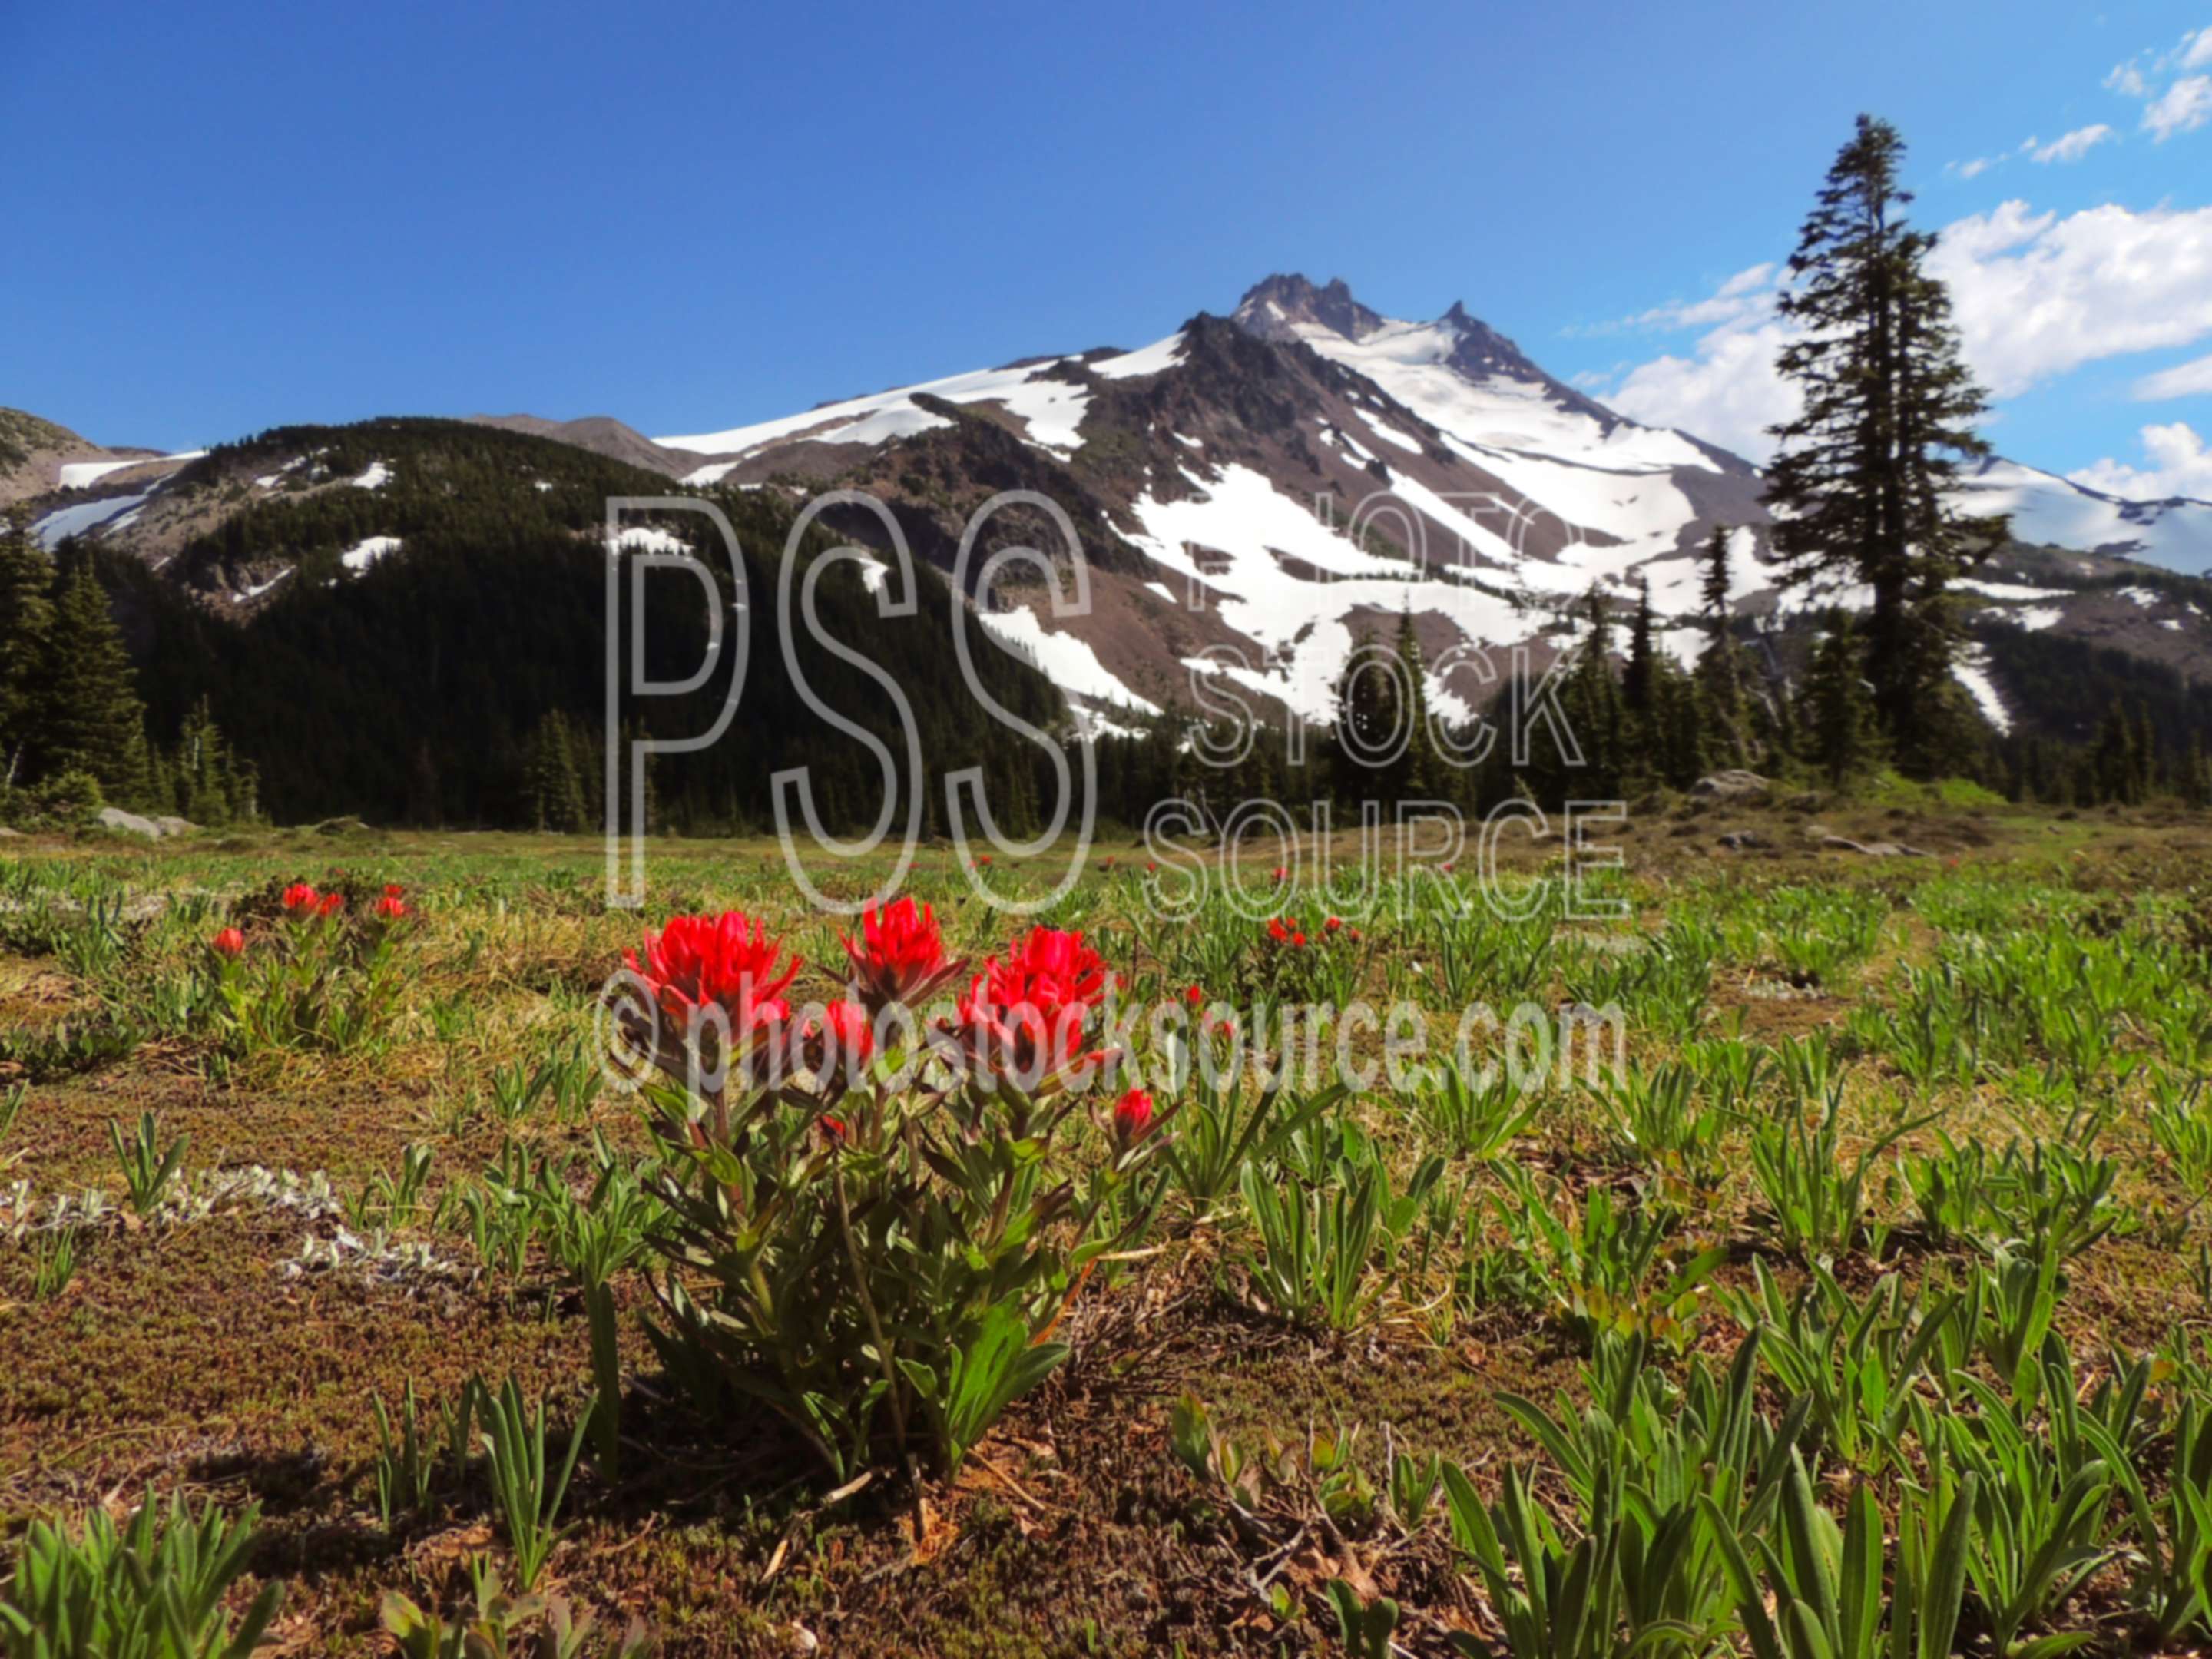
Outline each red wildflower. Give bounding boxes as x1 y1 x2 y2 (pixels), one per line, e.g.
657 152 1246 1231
374 894 409 919
1184 984 1204 1005
843 896 959 1012
1271 865 1286 883
1267 918 1290 942
952 926 1109 1087
1324 916 1343 933
316 892 346 916
211 927 245 957
624 911 800 1035
809 998 877 1065
1112 1087 1154 1144
1291 932 1306 948
819 1113 849 1144
382 883 405 899
282 882 316 912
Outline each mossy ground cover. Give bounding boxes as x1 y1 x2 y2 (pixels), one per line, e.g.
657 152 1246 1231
2 799 2210 1656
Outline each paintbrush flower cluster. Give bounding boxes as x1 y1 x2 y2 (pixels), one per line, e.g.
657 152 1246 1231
614 896 1170 1480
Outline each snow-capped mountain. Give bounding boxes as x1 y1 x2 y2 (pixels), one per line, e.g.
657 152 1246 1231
642 276 1779 727
21 273 2212 744
639 273 2212 731
1955 457 2212 577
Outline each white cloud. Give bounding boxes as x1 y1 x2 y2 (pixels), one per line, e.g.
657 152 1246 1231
2145 75 2212 139
1952 155 1998 180
1603 311 1798 461
1931 200 2212 396
1634 261 1776 329
1714 262 1775 298
1587 199 2212 459
2028 124 2113 162
2108 27 2212 139
2069 422 2212 500
2134 351 2212 399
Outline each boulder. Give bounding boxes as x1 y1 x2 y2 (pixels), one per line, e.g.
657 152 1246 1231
94 808 196 839
1690 769 1770 800
1717 830 1764 850
1820 834 1929 858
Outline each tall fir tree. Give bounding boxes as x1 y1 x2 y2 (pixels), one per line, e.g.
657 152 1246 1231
524 709 590 832
1622 576 1656 717
38 552 151 801
1764 115 2007 773
1800 611 1879 785
1532 584 1625 803
1388 606 1438 803
1690 525 1753 770
172 697 255 824
1330 621 1399 804
0 505 54 789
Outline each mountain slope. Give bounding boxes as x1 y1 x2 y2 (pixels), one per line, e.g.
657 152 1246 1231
647 279 1783 724
25 271 2212 763
0 406 184 510
465 413 702 478
645 273 2212 739
32 417 1061 827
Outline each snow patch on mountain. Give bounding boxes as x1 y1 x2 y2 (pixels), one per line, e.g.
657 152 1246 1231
608 525 690 555
58 458 147 488
340 535 402 573
1959 458 2212 575
1091 333 1187 380
34 491 153 548
1953 644 2011 733
1290 314 1719 476
976 606 1158 714
1120 464 1535 721
656 355 1096 462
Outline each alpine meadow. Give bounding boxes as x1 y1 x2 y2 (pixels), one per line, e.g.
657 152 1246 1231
8 6 2212 1657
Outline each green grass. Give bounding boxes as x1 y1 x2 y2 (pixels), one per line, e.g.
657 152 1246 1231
2 806 2210 1654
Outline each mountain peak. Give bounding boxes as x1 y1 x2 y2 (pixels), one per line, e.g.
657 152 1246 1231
1233 273 1383 343
1432 302 1545 385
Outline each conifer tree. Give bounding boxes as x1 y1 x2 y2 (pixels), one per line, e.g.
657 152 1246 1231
0 505 53 788
525 709 590 832
174 697 253 824
1330 621 1403 804
1539 585 1624 801
1692 525 1753 763
1765 115 2007 773
1389 607 1437 803
1623 577 1656 717
38 554 151 800
1657 662 1706 789
1801 611 1878 785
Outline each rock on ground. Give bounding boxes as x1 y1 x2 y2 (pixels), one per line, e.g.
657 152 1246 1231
96 807 197 839
1691 770 1770 800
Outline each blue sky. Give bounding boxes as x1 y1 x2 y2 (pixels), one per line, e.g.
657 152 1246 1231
5 1 2210 495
